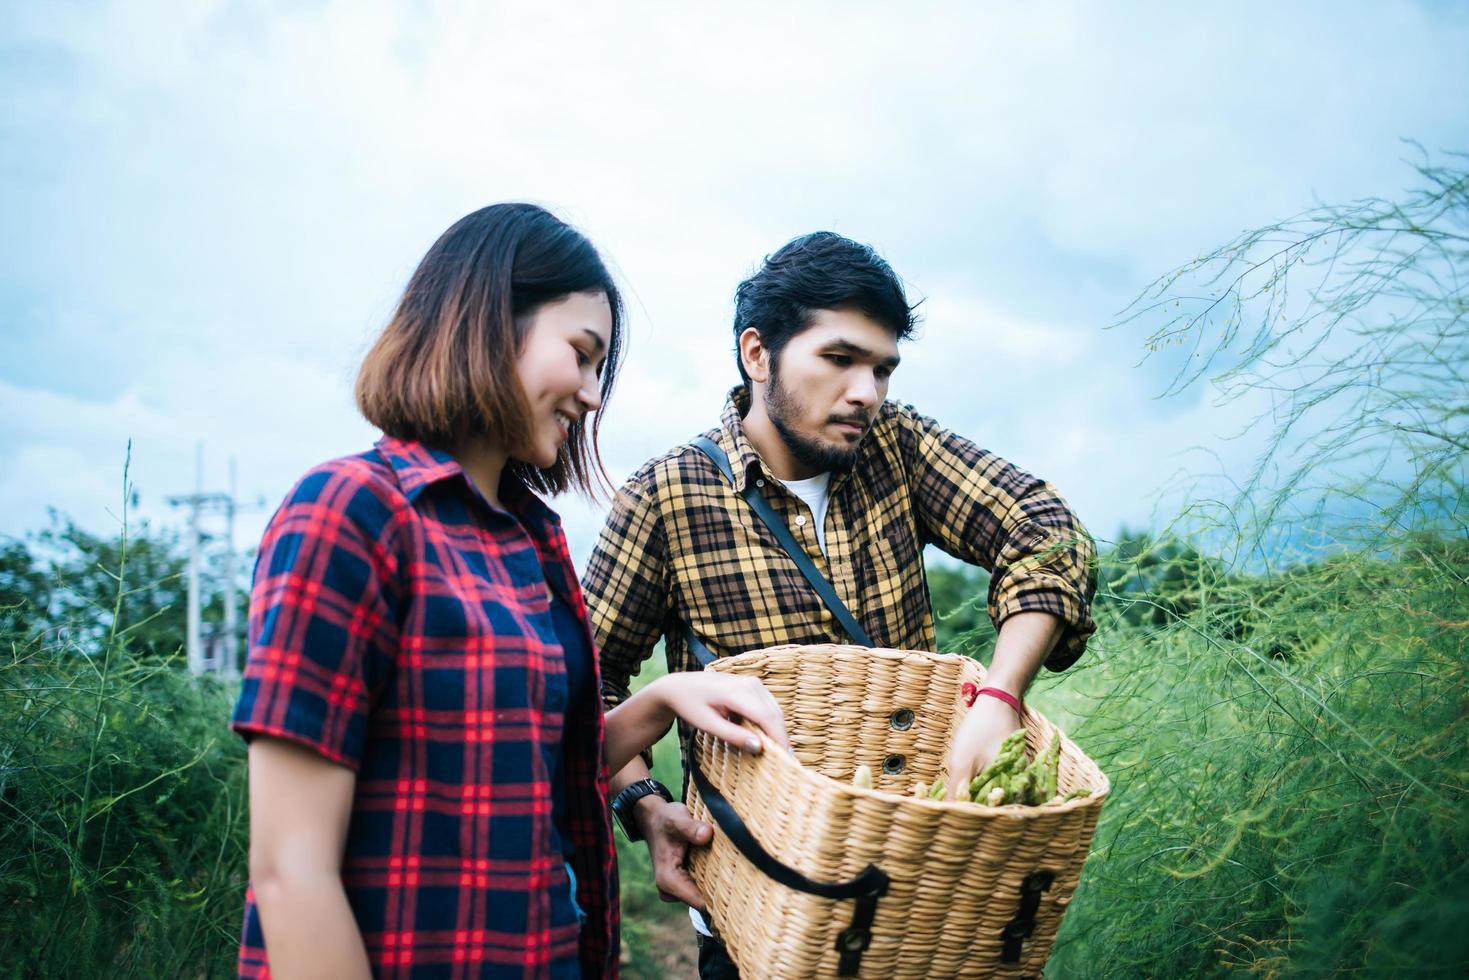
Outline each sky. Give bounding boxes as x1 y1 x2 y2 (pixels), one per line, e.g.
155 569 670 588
3 0 1467 570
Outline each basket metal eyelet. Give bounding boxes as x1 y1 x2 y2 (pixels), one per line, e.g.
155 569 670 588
889 708 915 731
882 753 906 775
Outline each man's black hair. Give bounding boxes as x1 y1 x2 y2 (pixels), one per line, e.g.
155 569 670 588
732 231 920 387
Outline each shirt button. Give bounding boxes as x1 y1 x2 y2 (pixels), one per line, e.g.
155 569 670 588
795 516 807 527
756 479 765 488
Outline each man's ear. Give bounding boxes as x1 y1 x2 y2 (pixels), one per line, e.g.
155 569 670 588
739 327 771 384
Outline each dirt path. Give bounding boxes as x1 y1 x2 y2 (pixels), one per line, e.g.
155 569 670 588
630 912 699 978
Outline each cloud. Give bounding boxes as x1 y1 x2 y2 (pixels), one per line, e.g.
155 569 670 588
2 0 1467 568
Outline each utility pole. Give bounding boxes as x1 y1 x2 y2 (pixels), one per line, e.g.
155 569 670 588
167 445 243 678
223 458 239 679
187 446 203 674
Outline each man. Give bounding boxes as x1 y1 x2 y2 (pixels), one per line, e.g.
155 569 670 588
583 232 1096 978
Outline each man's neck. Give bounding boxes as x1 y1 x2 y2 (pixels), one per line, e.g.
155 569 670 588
741 385 821 481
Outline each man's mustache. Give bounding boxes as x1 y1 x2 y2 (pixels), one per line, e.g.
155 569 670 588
828 413 871 431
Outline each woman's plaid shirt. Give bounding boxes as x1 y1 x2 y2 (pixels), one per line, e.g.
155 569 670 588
232 437 618 978
584 387 1097 759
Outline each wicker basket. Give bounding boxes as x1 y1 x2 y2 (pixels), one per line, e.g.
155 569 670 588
684 644 1109 979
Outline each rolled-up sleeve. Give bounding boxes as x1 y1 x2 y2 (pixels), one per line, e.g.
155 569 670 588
901 407 1096 670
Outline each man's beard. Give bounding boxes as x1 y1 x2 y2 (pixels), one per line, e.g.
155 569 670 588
765 366 870 474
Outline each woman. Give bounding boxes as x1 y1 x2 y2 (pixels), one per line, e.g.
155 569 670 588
231 204 786 978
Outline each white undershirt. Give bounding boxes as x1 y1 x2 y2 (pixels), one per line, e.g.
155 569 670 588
779 471 832 557
690 470 833 938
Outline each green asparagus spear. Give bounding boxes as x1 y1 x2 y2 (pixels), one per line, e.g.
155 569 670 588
1043 732 1061 801
968 729 1027 792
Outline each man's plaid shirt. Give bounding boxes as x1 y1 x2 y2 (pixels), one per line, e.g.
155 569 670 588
232 437 618 978
585 387 1097 763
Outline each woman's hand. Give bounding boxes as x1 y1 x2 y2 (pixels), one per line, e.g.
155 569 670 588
604 672 790 774
652 671 791 754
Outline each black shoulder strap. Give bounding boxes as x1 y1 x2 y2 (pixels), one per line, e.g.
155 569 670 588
687 434 873 652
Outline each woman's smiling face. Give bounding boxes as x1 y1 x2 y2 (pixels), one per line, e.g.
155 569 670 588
511 290 612 470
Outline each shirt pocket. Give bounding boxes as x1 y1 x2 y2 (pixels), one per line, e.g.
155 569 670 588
866 518 919 593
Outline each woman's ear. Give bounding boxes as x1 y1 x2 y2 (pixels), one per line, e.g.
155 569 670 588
739 327 771 384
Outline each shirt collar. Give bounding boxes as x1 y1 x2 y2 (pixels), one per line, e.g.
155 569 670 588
376 435 465 503
718 386 765 494
374 435 562 530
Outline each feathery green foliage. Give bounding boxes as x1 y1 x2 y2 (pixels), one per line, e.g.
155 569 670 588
1029 534 1468 977
1014 152 1468 976
0 457 247 979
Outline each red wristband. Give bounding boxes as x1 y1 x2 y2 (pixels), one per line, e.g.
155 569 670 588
976 687 1022 713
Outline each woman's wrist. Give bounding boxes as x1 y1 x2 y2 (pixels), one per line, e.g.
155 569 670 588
628 677 679 745
641 675 679 726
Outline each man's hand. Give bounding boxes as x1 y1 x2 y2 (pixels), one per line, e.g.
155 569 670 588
634 795 714 910
944 692 1023 800
944 611 1063 799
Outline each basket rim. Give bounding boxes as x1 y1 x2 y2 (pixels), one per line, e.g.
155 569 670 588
696 643 1113 810
718 730 1112 813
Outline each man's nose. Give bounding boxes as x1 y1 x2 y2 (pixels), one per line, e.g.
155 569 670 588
845 369 881 408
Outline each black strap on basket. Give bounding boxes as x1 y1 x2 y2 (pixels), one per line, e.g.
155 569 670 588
683 434 874 668
687 735 890 977
1000 870 1055 963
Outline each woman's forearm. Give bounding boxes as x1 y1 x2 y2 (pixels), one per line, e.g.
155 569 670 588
604 684 675 775
602 672 788 775
247 738 368 979
253 869 372 980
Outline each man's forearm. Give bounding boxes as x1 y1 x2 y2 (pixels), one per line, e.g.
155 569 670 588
984 611 1063 698
944 611 1066 797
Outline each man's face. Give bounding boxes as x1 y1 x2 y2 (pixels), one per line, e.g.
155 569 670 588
764 308 901 472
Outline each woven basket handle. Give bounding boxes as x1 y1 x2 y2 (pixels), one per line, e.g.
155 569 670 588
688 736 890 976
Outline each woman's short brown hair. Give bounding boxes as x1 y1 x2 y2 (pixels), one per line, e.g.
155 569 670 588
356 203 624 497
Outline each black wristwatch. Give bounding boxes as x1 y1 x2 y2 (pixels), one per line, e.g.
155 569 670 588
610 778 673 842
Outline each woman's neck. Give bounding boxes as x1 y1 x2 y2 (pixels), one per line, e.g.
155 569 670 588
451 438 511 509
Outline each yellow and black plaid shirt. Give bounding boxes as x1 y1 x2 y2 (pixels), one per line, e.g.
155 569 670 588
585 386 1096 731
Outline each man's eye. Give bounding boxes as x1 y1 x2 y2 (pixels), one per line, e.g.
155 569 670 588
825 354 852 366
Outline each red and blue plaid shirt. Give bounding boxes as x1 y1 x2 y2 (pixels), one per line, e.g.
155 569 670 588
231 436 619 978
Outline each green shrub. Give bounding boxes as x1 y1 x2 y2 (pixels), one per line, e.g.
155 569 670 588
0 493 247 978
1026 532 1468 977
